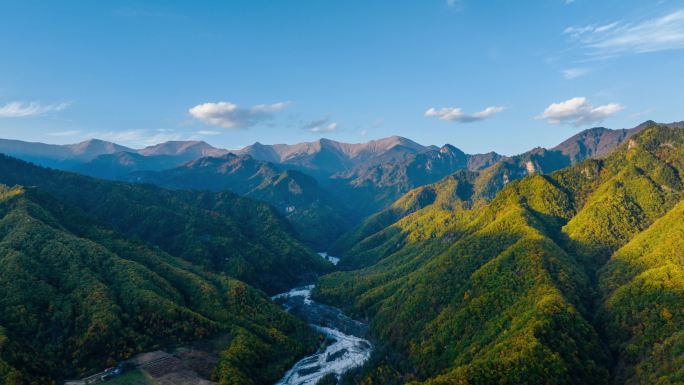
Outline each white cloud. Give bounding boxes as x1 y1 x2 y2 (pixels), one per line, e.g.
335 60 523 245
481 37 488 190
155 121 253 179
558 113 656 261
566 10 684 56
537 97 623 126
424 105 505 123
304 118 338 133
196 130 221 136
594 22 620 33
0 101 69 118
48 130 81 137
189 101 289 129
562 67 591 79
564 22 619 37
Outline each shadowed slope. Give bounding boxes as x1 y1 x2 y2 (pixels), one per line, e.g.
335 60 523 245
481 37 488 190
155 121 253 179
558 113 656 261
0 185 318 385
0 155 331 295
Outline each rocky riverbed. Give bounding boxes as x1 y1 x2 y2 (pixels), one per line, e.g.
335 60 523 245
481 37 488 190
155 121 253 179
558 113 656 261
272 285 372 385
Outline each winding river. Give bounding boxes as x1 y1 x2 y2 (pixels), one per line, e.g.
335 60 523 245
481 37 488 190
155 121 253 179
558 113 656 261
272 284 373 385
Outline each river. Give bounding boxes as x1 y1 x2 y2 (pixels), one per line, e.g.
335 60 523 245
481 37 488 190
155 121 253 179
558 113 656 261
272 285 373 385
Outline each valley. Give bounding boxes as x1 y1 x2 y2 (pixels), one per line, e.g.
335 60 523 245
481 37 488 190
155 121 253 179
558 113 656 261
3 2 683 384
0 122 682 385
313 124 684 384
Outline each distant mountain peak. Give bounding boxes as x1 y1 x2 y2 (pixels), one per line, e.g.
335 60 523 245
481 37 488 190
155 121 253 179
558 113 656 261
66 138 132 156
551 125 632 162
72 138 113 145
634 119 657 129
548 120 683 164
365 135 424 151
637 120 684 130
235 136 428 176
138 140 228 157
439 143 462 154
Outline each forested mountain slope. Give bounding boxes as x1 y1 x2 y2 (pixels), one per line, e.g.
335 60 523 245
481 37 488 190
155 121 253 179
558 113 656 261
551 120 684 162
315 125 684 385
238 123 664 218
0 155 331 294
1 123 666 241
330 170 481 269
329 146 573 267
327 145 499 216
0 185 317 385
126 154 356 248
74 151 191 179
599 200 684 384
330 123 683 264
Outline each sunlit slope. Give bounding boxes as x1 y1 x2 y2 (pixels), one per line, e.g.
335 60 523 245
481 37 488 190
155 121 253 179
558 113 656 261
330 124 680 268
330 149 574 269
331 170 481 269
316 125 683 384
320 175 609 384
598 200 684 384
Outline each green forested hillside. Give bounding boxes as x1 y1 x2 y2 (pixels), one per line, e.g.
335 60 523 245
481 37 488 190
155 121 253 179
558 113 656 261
0 326 20 385
315 125 684 384
1 125 681 385
127 154 355 248
599 200 684 384
330 147 580 265
331 170 481 269
327 145 474 216
0 155 331 294
0 185 318 385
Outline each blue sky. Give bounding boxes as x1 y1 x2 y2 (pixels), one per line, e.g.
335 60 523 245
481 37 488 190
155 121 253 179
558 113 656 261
1 0 683 155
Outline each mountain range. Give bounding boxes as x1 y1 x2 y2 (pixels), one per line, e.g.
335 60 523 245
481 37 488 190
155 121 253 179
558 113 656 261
0 154 328 384
1 121 671 249
315 123 684 385
0 121 683 385
125 154 354 247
